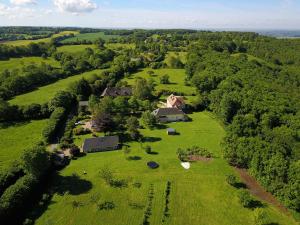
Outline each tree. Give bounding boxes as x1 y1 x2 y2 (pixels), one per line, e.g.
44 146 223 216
114 96 128 113
69 79 91 100
99 166 113 185
147 70 155 76
48 91 75 111
21 145 50 178
160 74 170 84
238 190 253 208
226 174 237 186
95 38 105 49
133 78 153 100
126 116 140 140
70 145 80 157
141 111 156 129
123 146 131 156
93 109 114 133
145 145 152 154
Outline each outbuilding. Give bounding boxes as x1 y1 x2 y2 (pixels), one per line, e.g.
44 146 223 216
167 128 176 135
82 136 119 153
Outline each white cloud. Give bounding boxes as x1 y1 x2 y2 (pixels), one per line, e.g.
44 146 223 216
10 0 37 6
53 0 97 13
0 3 37 19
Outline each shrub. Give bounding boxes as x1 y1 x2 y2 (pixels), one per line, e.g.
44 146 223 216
177 146 213 161
42 107 66 143
226 174 238 186
70 145 80 157
238 190 253 208
73 127 91 136
97 201 115 210
253 208 269 225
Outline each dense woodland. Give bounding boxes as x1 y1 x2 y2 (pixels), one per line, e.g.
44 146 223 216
0 28 299 224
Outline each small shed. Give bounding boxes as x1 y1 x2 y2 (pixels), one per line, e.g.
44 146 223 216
167 128 176 135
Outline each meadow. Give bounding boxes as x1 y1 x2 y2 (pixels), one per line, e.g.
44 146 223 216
0 57 60 73
9 69 103 106
34 112 297 225
164 51 187 65
3 31 79 46
61 32 120 43
124 68 197 96
0 119 48 169
57 45 96 54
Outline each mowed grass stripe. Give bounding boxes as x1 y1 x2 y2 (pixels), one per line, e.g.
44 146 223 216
9 69 103 106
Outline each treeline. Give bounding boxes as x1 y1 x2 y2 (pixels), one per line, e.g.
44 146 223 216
187 38 300 212
0 42 55 60
0 47 115 100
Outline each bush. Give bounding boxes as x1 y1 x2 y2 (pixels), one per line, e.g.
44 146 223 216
238 190 253 208
42 107 66 143
226 174 238 186
177 146 213 161
97 201 115 210
70 145 80 157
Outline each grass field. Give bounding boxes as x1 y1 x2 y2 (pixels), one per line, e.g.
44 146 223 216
34 112 297 225
4 31 79 46
9 69 103 105
57 45 96 54
124 68 197 96
61 32 120 43
0 57 60 73
0 119 48 169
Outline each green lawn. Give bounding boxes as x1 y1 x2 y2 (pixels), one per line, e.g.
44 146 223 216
57 45 96 54
9 69 103 106
124 68 197 96
61 32 120 43
34 112 296 225
4 31 79 46
0 119 48 169
0 57 60 73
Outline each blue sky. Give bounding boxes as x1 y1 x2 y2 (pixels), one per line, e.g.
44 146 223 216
0 0 300 29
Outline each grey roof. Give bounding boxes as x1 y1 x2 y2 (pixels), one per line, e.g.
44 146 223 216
101 87 132 97
153 108 185 116
83 136 119 152
167 128 176 132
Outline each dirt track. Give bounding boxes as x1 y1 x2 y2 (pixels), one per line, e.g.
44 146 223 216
235 168 290 215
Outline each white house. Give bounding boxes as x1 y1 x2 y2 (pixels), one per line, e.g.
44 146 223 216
152 108 186 123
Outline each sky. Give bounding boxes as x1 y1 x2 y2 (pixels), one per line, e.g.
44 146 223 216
0 0 300 29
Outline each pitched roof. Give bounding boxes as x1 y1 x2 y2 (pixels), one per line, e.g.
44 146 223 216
101 87 132 97
167 94 185 108
152 108 185 116
79 101 89 107
83 136 119 151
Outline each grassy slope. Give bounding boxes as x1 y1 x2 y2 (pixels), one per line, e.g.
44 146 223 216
61 32 119 43
124 68 197 96
9 69 102 105
3 31 79 46
0 119 48 169
0 57 60 73
57 45 96 54
34 112 296 225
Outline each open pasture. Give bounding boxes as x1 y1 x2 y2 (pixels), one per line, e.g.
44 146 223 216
34 112 296 225
0 119 48 169
60 32 120 43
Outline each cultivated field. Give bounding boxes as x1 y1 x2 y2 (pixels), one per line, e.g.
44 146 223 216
34 112 296 225
0 57 60 73
61 32 120 43
0 119 48 169
124 68 197 96
9 69 103 105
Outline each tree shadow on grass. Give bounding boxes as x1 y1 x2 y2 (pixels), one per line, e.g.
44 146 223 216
54 173 92 196
142 137 162 143
147 151 159 155
155 124 167 129
233 182 247 189
127 156 142 161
